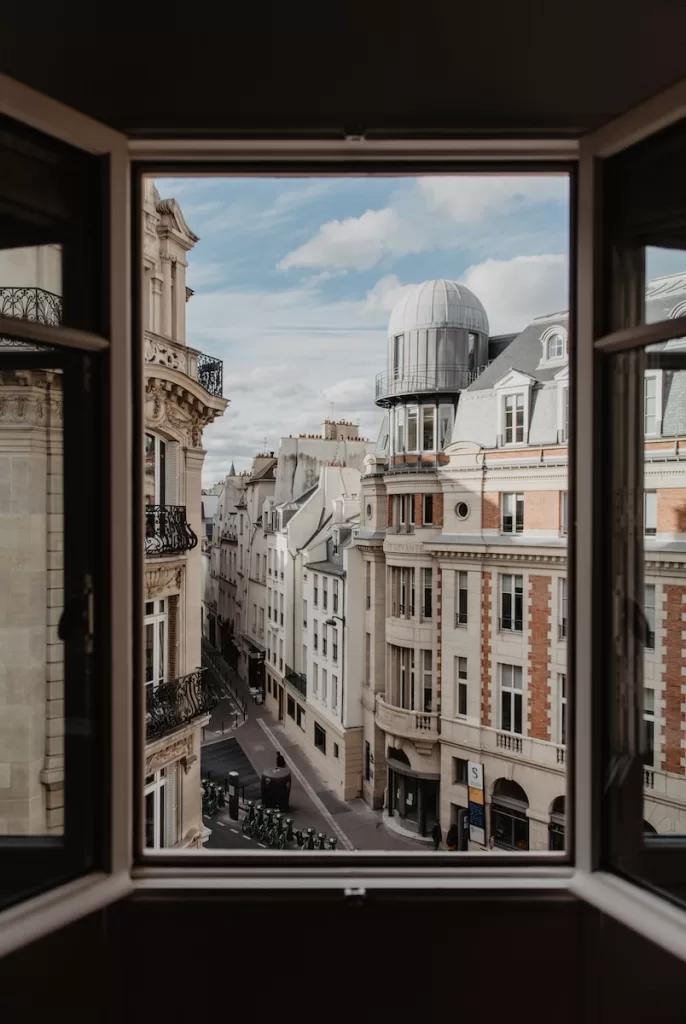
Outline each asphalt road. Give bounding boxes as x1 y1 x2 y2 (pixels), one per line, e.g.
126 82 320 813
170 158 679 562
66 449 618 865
203 812 267 850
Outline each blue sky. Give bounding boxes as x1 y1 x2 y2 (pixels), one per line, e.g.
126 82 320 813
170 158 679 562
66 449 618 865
157 173 576 483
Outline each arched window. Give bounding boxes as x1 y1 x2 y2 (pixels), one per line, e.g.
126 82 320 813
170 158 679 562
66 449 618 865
491 778 529 850
549 795 565 851
547 332 565 360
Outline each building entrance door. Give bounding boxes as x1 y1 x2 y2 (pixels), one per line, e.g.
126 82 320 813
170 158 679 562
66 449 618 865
277 686 283 720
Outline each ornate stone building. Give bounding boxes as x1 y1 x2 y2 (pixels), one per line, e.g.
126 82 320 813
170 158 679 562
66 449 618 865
142 181 227 849
0 185 226 846
358 275 686 848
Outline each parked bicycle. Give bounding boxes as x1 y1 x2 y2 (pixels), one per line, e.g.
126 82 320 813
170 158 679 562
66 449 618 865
240 807 337 849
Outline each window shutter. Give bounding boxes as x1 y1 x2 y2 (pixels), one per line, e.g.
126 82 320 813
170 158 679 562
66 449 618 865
168 593 179 679
165 440 181 506
165 763 178 847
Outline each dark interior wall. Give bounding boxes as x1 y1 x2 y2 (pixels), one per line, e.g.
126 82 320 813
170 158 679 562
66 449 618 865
0 894 683 1022
2 7 686 137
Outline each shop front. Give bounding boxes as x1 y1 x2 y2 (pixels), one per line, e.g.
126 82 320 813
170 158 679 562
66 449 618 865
386 748 440 837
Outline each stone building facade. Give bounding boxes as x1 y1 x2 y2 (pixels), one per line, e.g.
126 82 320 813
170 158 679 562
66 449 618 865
142 181 227 849
358 274 686 847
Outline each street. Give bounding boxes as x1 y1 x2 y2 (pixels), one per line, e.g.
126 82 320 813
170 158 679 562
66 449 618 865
200 647 420 852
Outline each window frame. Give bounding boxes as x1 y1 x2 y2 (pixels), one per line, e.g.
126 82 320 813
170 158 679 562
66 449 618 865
455 570 468 626
499 573 524 633
0 76 134 944
501 492 524 534
15 72 686 969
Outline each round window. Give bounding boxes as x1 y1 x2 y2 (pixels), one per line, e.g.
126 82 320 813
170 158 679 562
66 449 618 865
456 501 469 520
366 503 373 520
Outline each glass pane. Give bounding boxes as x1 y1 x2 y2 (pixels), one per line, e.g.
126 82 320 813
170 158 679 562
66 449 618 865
145 623 154 684
645 247 686 326
0 359 64 836
640 344 686 839
150 170 569 855
145 791 155 850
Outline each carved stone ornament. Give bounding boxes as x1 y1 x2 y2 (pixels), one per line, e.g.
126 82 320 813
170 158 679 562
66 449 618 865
144 335 188 375
145 733 193 773
0 382 63 427
145 563 184 598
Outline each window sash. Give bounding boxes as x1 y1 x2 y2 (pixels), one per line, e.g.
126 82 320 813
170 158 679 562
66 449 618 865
456 571 468 625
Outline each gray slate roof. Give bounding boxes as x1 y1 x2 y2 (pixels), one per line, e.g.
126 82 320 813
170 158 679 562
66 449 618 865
454 271 686 448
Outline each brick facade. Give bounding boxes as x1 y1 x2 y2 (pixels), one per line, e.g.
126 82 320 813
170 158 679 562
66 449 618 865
657 489 686 534
482 493 500 530
524 491 560 532
415 493 423 526
661 584 686 774
480 572 492 726
433 492 444 527
528 574 551 741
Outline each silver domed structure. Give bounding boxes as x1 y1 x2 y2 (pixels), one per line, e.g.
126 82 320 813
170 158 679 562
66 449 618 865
376 279 490 465
376 279 489 407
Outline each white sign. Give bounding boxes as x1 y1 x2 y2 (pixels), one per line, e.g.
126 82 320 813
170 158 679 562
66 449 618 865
467 760 486 846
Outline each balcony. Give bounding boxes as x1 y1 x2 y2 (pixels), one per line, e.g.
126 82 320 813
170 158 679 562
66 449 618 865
375 364 481 406
144 330 223 398
145 505 198 557
375 694 440 742
1 285 63 329
642 765 686 806
146 669 218 741
440 718 566 769
285 665 307 698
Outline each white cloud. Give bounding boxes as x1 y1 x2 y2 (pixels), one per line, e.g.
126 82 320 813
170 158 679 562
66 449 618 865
363 274 416 314
461 254 568 334
277 175 568 273
277 207 413 272
417 175 568 223
188 282 387 485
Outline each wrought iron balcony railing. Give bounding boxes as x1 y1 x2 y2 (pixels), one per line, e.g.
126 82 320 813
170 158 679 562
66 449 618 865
375 364 482 404
285 665 307 698
144 331 224 399
196 352 223 398
146 669 218 740
0 286 63 327
145 505 198 556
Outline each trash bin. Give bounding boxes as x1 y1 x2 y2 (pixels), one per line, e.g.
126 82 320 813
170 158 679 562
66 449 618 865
261 767 292 810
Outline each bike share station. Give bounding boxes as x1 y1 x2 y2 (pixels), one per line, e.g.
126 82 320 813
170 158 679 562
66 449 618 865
202 758 339 849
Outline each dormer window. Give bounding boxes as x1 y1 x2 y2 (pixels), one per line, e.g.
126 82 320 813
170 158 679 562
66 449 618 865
644 372 662 436
541 325 568 365
504 394 524 444
547 332 565 360
494 370 534 448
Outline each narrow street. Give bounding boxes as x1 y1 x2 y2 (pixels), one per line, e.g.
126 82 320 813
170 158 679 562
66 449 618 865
200 645 419 852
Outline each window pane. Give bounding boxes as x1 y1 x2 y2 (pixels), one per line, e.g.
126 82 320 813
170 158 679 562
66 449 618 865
158 169 568 857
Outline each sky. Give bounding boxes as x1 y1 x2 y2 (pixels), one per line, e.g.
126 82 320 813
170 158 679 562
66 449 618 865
154 173 686 487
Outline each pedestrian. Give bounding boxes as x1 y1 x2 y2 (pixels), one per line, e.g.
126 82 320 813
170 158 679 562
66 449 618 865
446 824 458 851
276 751 286 769
431 819 442 851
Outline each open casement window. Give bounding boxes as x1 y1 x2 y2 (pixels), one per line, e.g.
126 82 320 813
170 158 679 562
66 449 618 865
584 89 686 914
0 80 131 923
